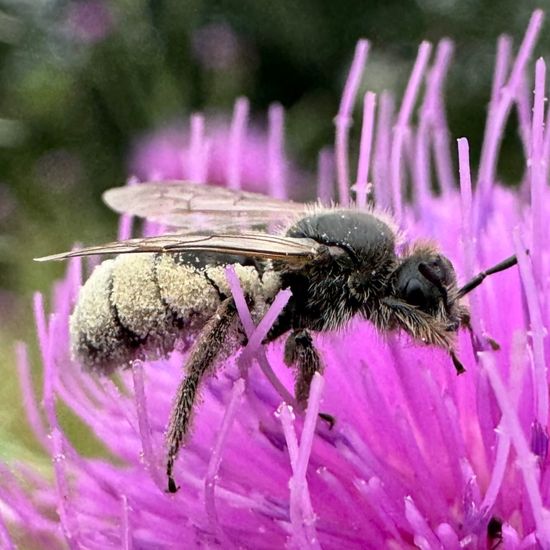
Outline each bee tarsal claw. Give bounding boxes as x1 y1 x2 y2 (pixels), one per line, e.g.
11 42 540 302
167 476 179 494
319 412 336 430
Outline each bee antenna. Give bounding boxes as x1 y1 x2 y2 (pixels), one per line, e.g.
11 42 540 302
457 254 521 298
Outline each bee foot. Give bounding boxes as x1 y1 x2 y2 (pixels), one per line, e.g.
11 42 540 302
167 476 180 493
318 412 336 430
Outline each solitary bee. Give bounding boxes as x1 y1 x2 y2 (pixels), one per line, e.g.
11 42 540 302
37 181 519 492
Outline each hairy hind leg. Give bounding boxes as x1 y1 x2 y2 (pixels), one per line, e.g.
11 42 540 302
284 330 323 406
166 298 238 493
283 330 334 428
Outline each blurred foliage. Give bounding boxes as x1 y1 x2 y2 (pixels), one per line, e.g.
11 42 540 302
0 0 547 459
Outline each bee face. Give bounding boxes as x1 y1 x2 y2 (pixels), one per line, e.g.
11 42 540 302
394 252 457 314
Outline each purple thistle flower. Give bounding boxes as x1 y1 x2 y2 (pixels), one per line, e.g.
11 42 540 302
64 0 114 44
128 103 301 197
3 9 550 549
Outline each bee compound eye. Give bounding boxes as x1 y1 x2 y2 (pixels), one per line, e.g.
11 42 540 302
403 278 426 306
418 261 442 287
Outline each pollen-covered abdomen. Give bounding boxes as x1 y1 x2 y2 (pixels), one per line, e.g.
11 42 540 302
70 253 279 372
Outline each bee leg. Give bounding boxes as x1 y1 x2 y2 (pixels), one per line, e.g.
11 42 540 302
284 330 322 405
165 298 238 493
460 310 500 351
284 330 334 428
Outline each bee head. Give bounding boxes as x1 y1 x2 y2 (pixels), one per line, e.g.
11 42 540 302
393 246 462 331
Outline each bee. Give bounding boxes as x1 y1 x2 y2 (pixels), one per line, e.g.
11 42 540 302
487 516 503 549
36 181 519 493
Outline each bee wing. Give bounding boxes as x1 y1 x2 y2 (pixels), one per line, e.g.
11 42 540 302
102 181 307 232
35 232 324 266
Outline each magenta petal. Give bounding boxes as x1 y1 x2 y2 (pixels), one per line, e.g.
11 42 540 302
335 39 369 206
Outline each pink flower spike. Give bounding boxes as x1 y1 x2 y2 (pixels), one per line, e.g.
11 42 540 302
415 39 454 202
504 11 544 107
290 373 324 549
188 113 207 182
38 311 59 432
413 119 431 210
429 39 455 195
268 102 287 199
543 93 550 182
226 97 249 189
51 428 80 548
279 404 309 547
373 91 394 209
457 138 474 277
205 378 245 548
224 265 254 335
491 35 512 105
404 496 442 549
434 523 460 550
280 374 324 550
66 255 82 304
32 292 48 371
478 428 511 515
502 524 521 548
239 289 292 364
512 230 548 426
514 70 533 158
391 41 432 221
477 10 544 202
426 39 453 108
355 91 376 209
225 266 297 407
295 373 324 480
292 374 323 550
478 34 512 195
530 58 546 287
120 494 132 550
335 39 369 206
316 147 334 206
14 342 49 450
131 361 164 491
0 513 14 550
480 352 550 546
117 214 133 241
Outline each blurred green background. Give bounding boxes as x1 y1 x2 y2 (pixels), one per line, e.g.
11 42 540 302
0 1 546 459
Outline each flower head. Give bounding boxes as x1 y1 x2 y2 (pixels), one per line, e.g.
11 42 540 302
2 10 550 549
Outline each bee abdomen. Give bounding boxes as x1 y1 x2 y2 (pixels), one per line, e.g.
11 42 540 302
70 258 127 372
70 253 279 373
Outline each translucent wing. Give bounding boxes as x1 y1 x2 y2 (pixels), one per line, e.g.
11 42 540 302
102 181 307 232
35 232 325 266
